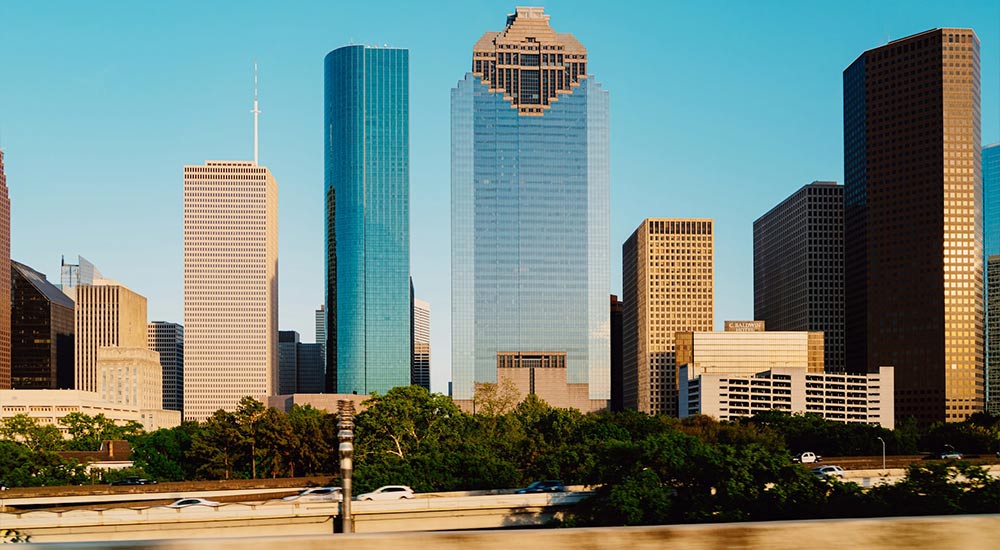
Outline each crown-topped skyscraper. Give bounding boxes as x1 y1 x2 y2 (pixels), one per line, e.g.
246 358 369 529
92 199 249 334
451 7 610 408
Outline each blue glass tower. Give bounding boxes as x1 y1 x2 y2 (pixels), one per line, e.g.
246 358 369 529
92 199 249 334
985 143 1000 413
451 8 610 402
325 45 410 395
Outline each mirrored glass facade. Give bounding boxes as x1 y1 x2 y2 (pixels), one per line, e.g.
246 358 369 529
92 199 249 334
985 143 1000 412
325 45 410 395
451 8 609 402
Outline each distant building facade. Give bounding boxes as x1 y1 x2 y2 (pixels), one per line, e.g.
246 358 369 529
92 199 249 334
844 28 982 423
680 366 894 429
74 283 149 393
754 181 844 371
623 218 714 416
451 7 610 404
277 331 325 395
325 44 411 395
59 256 102 299
96 347 162 410
315 304 326 368
11 261 75 389
411 291 430 390
492 352 606 413
610 295 623 411
183 160 278 421
984 143 1000 414
0 150 10 388
147 322 183 413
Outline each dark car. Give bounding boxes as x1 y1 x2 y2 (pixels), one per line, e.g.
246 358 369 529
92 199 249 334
109 476 158 486
515 480 566 494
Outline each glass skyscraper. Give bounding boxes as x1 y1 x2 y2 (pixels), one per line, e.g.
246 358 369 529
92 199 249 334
325 45 410 395
985 143 1000 413
451 7 610 402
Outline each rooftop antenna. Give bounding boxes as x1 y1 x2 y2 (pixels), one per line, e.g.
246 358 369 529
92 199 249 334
252 61 260 164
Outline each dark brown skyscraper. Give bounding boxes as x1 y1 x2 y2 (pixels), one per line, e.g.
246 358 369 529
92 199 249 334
844 29 982 423
0 150 10 389
11 261 75 389
610 295 623 411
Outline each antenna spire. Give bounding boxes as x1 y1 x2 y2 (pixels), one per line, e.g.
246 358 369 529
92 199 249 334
252 61 260 164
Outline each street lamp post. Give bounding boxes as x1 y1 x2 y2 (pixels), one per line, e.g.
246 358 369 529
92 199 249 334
338 399 356 534
877 436 886 471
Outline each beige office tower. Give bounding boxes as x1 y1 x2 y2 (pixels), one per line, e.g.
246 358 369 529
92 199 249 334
623 218 714 415
75 283 150 392
183 161 277 421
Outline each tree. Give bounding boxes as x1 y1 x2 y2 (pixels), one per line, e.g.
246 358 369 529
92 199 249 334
354 386 459 462
235 396 266 479
59 412 143 451
287 405 333 476
190 409 243 480
132 422 201 481
0 414 64 451
472 379 521 416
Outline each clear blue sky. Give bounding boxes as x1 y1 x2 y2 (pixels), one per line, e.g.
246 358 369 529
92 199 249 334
1 0 997 394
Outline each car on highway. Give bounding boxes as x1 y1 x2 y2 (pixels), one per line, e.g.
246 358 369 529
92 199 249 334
936 449 963 460
0 481 8 491
811 465 846 480
282 487 343 502
793 452 822 464
109 476 158 486
355 485 414 501
166 498 220 508
515 480 567 494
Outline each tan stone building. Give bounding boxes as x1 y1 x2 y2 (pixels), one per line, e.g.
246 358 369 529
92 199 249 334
74 282 149 393
97 347 162 410
0 389 180 433
623 218 714 416
184 161 278 421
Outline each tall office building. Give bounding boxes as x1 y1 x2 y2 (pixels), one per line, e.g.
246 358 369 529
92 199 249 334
148 322 184 413
184 160 278 420
754 182 845 372
59 256 102 298
277 330 300 396
315 305 326 363
296 343 325 394
844 29 982 423
610 295 623 411
74 282 149 393
411 291 430 390
0 150 10 388
11 261 75 389
623 219 714 415
276 331 325 395
325 44 410 395
451 7 610 402
985 143 1000 413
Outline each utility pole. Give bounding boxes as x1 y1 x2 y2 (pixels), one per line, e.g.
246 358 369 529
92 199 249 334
877 436 886 471
338 399 356 533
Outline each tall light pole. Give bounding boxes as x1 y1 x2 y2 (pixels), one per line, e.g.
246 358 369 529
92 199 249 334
338 399 356 533
877 436 886 471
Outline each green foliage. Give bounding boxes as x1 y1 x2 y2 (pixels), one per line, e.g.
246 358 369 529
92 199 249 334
59 412 144 451
0 440 88 487
0 414 64 451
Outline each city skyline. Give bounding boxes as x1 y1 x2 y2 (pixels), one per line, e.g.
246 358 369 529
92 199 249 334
1 1 999 394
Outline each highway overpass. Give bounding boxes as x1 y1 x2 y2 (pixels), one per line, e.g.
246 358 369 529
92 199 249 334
7 514 999 550
0 491 591 543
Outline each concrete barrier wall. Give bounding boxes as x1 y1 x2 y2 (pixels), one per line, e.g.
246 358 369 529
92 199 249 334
25 515 1000 550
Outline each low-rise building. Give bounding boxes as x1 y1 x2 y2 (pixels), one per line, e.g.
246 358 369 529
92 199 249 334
679 365 894 428
0 389 181 432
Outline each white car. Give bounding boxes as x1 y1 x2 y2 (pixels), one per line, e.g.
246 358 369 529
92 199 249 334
793 452 821 464
812 465 846 479
356 485 415 501
167 498 220 508
282 487 343 502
